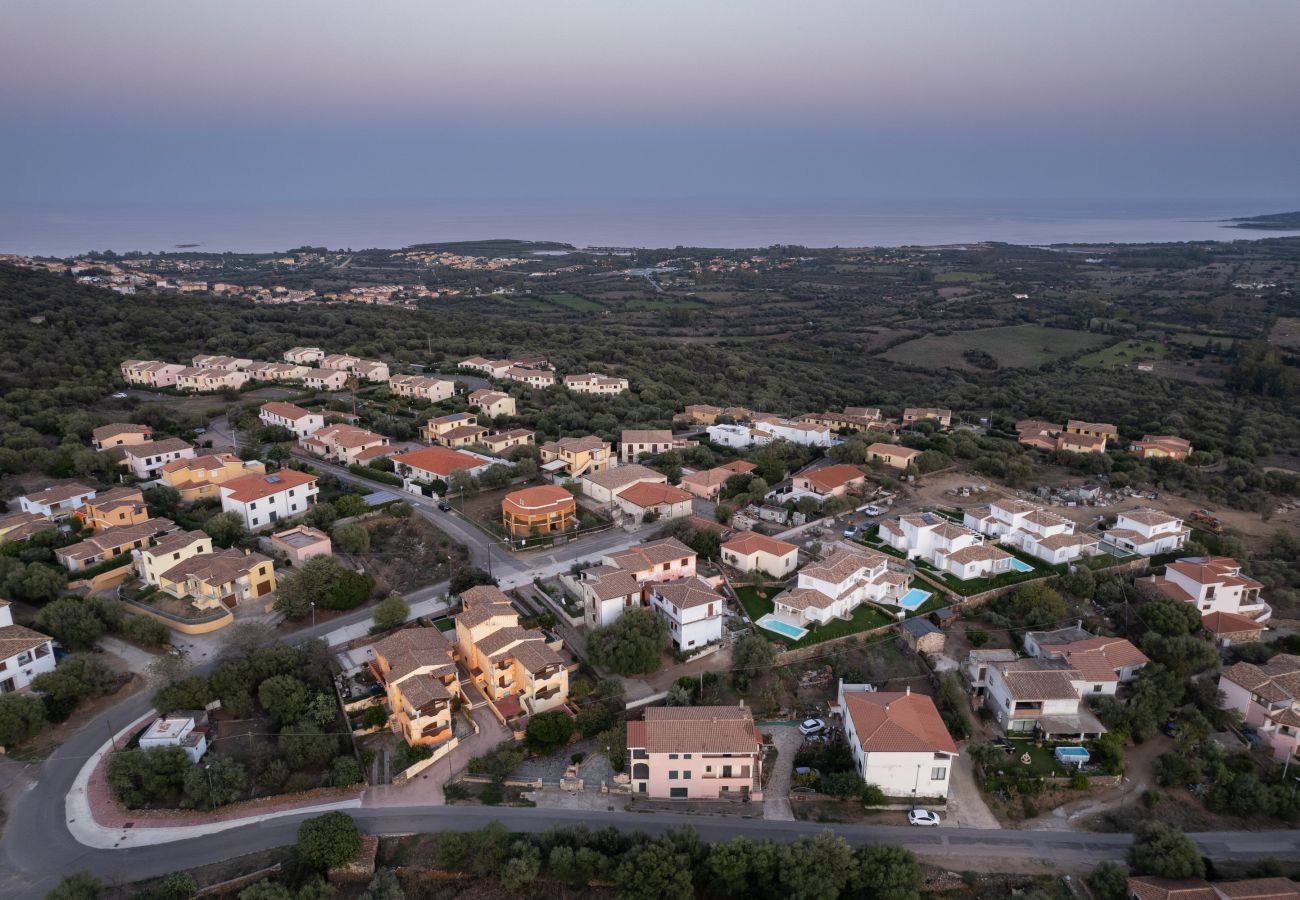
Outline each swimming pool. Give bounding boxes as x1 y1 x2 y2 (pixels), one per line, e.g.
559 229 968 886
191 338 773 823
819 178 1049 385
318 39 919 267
756 614 809 641
1054 746 1090 766
1009 558 1034 573
897 588 932 611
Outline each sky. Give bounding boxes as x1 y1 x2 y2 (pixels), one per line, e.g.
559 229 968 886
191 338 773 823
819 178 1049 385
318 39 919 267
2 0 1299 206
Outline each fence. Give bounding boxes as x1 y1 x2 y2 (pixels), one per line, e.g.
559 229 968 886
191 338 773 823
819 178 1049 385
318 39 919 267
119 597 234 634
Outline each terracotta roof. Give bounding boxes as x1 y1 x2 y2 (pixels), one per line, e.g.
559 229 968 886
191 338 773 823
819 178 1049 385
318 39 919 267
722 532 798 558
867 442 919 459
502 485 575 516
616 482 693 508
1121 508 1180 527
220 469 317 503
680 468 733 490
260 401 315 421
144 530 210 558
0 511 52 542
541 435 608 455
1127 877 1300 900
23 482 96 506
1036 532 1098 551
0 624 53 660
621 429 673 445
605 536 695 571
633 706 761 754
843 690 957 754
801 463 866 493
392 446 484 478
482 428 533 446
92 423 150 441
1056 636 1148 672
161 453 241 474
160 548 272 587
456 600 516 630
802 544 889 584
1164 557 1260 590
312 424 387 449
440 425 490 442
510 639 565 674
775 586 836 611
583 464 665 491
460 585 514 606
651 576 723 610
374 627 453 682
586 569 640 601
719 460 757 474
943 543 1012 565
995 659 1082 700
1201 611 1266 635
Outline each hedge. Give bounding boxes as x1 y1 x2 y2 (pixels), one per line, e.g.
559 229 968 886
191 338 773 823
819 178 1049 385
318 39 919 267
347 464 403 487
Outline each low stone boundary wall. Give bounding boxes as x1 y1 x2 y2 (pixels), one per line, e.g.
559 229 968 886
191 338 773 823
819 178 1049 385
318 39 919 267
773 623 896 666
120 598 233 634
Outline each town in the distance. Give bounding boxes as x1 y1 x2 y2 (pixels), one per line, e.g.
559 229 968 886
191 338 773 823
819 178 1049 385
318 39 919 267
0 235 1298 900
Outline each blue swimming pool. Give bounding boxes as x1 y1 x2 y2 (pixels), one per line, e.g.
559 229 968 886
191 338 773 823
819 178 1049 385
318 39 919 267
757 614 809 641
898 587 931 611
1009 558 1034 573
1054 746 1090 765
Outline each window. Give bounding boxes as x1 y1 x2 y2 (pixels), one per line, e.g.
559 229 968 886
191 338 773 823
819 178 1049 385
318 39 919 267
683 771 692 780
1092 684 1104 693
670 787 688 798
668 771 678 780
683 754 692 759
932 767 948 780
668 753 678 759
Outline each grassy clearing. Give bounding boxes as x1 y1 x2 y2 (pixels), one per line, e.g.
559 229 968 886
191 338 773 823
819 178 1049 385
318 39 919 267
883 324 1109 370
548 293 603 312
735 585 893 649
623 297 706 311
1075 339 1168 369
935 271 995 283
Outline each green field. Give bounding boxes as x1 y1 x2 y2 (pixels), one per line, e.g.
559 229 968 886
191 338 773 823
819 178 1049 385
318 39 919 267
623 297 706 311
883 324 1109 370
548 293 603 312
1075 339 1168 369
935 271 995 283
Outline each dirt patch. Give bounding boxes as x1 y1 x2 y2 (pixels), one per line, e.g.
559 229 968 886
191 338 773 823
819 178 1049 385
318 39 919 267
355 513 469 592
13 672 146 761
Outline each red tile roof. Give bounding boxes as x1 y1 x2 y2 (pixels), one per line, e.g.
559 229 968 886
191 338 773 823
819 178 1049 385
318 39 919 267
843 690 957 754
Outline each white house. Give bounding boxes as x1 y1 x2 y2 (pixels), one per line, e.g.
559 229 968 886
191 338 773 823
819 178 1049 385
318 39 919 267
879 512 1015 581
0 601 56 695
772 543 907 625
1143 556 1271 622
720 532 799 577
259 401 325 439
837 682 957 800
646 577 725 652
389 374 455 402
303 368 348 391
1023 624 1148 690
964 499 1101 565
764 420 833 447
19 483 97 519
218 469 319 530
578 537 697 630
284 347 324 364
983 658 1108 739
581 464 667 504
563 373 628 395
1103 508 1188 556
119 438 197 479
139 715 208 763
706 423 756 449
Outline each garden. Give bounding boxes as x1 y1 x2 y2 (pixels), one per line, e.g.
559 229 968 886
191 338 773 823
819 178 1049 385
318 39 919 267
734 584 894 649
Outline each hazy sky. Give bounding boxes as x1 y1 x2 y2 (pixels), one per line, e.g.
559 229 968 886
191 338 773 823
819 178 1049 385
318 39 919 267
3 0 1298 205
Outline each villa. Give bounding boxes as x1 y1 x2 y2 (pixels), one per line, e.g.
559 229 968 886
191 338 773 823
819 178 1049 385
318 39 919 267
1103 508 1189 556
866 443 921 470
1132 434 1192 461
1141 555 1270 622
963 498 1100 565
1218 654 1300 763
770 543 907 626
880 512 1016 581
790 463 867 499
539 435 613 480
300 424 392 465
501 485 577 537
389 374 455 402
837 682 957 799
468 389 516 418
721 532 799 577
91 423 152 452
619 429 696 464
259 402 325 438
581 464 666 504
564 373 629 395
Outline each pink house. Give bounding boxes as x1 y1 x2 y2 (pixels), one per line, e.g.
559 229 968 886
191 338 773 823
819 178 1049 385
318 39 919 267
270 525 333 564
1218 655 1300 763
627 705 764 800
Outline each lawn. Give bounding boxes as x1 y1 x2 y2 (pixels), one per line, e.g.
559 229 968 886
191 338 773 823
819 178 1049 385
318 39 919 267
735 585 894 649
883 324 1109 371
1075 339 1168 369
920 544 1059 597
548 293 603 312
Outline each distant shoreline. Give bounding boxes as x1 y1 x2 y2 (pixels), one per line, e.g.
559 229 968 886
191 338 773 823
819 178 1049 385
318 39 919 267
1222 210 1300 230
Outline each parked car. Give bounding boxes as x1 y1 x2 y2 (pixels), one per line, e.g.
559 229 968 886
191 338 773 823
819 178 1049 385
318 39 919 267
992 737 1016 754
843 525 858 538
864 504 882 516
799 718 826 736
437 501 452 511
908 809 941 827
793 766 822 778
193 427 206 435
110 392 128 399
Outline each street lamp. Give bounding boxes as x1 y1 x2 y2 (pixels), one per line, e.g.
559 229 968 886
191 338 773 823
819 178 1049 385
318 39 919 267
310 600 316 629
205 763 214 810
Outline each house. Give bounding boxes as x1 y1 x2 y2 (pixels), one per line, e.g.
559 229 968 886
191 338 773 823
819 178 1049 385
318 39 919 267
721 532 799 577
796 408 882 433
245 362 311 383
389 374 455 402
771 543 908 625
581 464 667 504
284 346 324 364
159 454 266 504
422 412 485 445
371 627 460 746
1217 654 1300 763
647 577 725 650
56 520 175 573
1201 611 1266 648
302 368 349 391
792 463 868 499
1125 876 1300 900
175 367 251 392
627 705 764 800
454 586 569 717
460 357 515 378
259 402 325 438
1016 419 1109 454
157 547 277 610
615 482 694 521
765 420 833 447
135 530 212 587
119 360 186 388
982 658 1108 738
0 601 56 695
964 498 1101 565
319 353 361 371
481 429 534 456
91 423 152 452
354 359 390 383
218 469 319 530
119 438 196 479
391 446 495 491
504 367 556 388
0 511 52 544
880 512 1015 581
1023 626 1148 687
679 466 734 501
902 408 952 429
838 682 957 799
301 424 391 465
564 373 629 395
1104 508 1189 556
1142 556 1270 622
867 443 921 470
1132 435 1193 461
675 404 722 425
1016 419 1062 451
1065 420 1118 444
75 486 150 532
901 618 945 654
501 485 577 538
20 482 97 519
619 429 696 464
707 423 759 449
270 524 333 564
579 537 698 628
539 436 613 480
192 355 253 370
1056 432 1108 454
961 648 1018 697
468 389 516 418
139 715 209 763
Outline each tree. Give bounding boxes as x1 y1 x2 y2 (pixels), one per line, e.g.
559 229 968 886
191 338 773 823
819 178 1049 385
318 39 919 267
1142 633 1220 680
1087 862 1130 900
372 595 409 631
0 693 47 746
279 720 339 769
203 511 247 547
731 634 775 672
331 755 364 787
134 872 200 900
274 555 350 619
1140 597 1202 637
105 745 190 808
361 704 388 730
34 597 106 650
143 484 181 512
335 494 367 517
500 841 542 891
324 569 372 611
526 710 575 753
852 844 921 900
296 811 362 870
614 839 695 900
236 883 293 900
360 869 405 900
183 754 247 809
31 656 116 721
305 501 339 531
258 674 309 723
779 831 853 900
575 704 613 738
1126 821 1205 879
44 872 103 900
1005 582 1067 626
819 771 866 800
587 608 669 675
333 522 370 554
450 566 496 595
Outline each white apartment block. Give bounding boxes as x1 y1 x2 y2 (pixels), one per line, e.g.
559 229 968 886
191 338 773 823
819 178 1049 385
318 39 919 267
964 499 1100 565
773 543 907 624
1104 508 1189 556
646 577 725 651
259 402 325 438
218 470 319 530
1146 556 1271 621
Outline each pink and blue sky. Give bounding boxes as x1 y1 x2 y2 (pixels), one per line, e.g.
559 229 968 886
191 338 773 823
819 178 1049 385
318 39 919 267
2 0 1298 205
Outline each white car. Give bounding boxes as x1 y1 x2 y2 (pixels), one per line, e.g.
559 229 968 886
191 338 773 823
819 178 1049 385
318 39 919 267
864 504 882 516
798 718 826 736
110 392 128 399
908 809 941 827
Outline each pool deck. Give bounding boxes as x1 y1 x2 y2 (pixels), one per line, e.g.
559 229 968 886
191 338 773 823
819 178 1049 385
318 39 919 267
756 613 809 641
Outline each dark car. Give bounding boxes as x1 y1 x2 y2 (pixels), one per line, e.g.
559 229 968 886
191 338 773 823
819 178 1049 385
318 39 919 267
437 501 452 511
993 738 1016 753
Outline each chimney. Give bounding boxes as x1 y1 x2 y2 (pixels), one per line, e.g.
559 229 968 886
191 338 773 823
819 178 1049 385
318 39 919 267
738 699 745 708
906 684 911 696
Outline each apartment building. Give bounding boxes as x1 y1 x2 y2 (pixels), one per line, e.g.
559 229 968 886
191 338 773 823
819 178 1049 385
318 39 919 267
838 682 957 799
468 389 516 418
1218 654 1300 763
55 518 176 572
91 423 152 452
119 437 196 479
389 374 455 402
175 367 251 392
578 537 698 629
259 401 325 438
218 469 318 530
454 586 569 717
1142 556 1270 621
627 705 764 800
160 454 266 504
283 346 324 364
1104 508 1189 556
20 483 97 519
371 627 460 746
0 601 56 695
119 360 186 388
302 368 349 391
539 436 613 480
619 429 696 464
300 424 391 465
563 373 629 395
772 543 907 624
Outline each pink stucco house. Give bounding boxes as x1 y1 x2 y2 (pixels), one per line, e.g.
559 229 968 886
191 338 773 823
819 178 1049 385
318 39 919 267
627 705 764 801
1218 655 1300 763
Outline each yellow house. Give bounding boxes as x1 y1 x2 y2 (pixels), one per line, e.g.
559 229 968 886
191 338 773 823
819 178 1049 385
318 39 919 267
539 436 613 480
866 442 922 470
468 390 516 418
370 628 459 746
136 531 213 587
76 486 150 532
91 423 153 452
55 518 176 572
157 547 277 610
160 454 267 504
1064 420 1118 442
454 586 569 718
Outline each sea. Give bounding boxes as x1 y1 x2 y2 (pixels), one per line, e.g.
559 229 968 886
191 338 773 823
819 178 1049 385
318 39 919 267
2 198 1298 257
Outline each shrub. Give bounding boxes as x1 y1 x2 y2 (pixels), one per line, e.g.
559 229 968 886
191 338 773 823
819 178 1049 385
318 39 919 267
371 595 409 631
526 710 575 753
1071 774 1090 790
296 811 362 871
0 693 47 746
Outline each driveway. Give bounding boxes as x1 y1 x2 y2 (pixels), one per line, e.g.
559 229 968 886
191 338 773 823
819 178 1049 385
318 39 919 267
946 743 999 829
762 724 804 820
363 711 511 807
